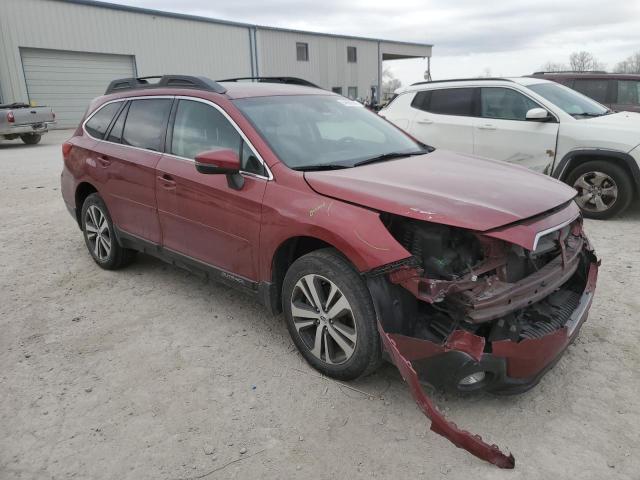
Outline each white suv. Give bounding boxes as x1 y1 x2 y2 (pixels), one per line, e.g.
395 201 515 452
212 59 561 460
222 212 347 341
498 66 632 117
380 77 640 219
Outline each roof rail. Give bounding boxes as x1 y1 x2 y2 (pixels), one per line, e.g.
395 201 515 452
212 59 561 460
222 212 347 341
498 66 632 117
532 70 608 75
410 77 513 86
105 75 227 95
217 76 321 88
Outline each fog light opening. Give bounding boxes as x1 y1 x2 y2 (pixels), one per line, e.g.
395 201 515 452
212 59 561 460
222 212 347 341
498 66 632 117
459 371 486 387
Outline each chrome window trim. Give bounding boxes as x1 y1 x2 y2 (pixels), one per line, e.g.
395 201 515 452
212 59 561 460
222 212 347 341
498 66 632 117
532 212 580 251
81 94 273 181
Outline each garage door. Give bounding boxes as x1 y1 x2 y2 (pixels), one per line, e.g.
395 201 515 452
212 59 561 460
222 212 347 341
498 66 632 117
20 48 136 128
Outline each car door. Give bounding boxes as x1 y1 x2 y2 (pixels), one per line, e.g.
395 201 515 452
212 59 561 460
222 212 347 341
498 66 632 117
155 97 268 281
407 88 475 154
614 79 640 113
87 97 171 243
472 87 559 173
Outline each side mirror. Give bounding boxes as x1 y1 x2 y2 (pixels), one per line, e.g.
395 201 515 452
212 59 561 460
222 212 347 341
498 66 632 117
194 149 241 175
526 108 551 122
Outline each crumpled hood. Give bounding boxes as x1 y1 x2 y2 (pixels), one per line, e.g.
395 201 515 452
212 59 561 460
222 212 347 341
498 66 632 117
304 150 577 231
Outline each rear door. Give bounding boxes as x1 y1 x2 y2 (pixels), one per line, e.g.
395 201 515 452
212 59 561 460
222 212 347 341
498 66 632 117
156 98 268 281
93 97 172 243
613 79 640 113
408 87 475 154
472 87 558 173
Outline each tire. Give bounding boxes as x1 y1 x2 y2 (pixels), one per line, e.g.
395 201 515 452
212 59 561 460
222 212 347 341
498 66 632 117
20 133 42 145
282 248 382 380
566 160 633 219
80 193 135 269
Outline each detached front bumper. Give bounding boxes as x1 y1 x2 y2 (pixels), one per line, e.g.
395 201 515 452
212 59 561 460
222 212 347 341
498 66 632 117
395 255 598 394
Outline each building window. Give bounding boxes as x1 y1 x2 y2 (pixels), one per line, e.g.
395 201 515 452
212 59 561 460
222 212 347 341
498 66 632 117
347 86 358 99
296 42 309 61
347 46 357 63
332 87 343 95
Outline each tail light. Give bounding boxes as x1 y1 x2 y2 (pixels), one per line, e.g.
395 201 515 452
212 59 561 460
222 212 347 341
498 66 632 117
6 111 15 123
62 142 73 159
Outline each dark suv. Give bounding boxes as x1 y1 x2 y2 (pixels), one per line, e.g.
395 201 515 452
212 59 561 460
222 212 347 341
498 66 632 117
61 75 599 468
531 71 640 112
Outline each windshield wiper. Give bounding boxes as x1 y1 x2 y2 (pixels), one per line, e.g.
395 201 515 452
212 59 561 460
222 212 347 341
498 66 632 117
573 112 607 118
293 164 352 172
353 150 428 167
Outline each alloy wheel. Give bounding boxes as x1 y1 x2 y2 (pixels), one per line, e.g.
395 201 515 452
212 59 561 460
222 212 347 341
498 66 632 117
290 274 357 365
84 205 112 261
573 171 618 213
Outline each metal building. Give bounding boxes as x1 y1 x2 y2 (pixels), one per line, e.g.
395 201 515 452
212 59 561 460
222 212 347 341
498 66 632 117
0 0 432 127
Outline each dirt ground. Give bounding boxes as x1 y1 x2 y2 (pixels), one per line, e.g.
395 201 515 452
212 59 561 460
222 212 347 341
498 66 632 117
1 129 639 480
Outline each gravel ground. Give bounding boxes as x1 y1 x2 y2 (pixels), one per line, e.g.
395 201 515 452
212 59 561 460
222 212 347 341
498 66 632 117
1 130 639 480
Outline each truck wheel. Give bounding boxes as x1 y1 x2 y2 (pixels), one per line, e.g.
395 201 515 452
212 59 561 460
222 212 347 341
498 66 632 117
20 133 42 145
566 160 633 219
81 193 135 270
282 248 382 380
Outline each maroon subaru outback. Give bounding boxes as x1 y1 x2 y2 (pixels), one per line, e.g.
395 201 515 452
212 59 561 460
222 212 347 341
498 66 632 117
61 75 599 468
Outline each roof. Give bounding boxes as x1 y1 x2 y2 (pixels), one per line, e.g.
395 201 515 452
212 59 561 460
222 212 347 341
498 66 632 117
399 77 552 93
58 0 433 48
530 72 640 80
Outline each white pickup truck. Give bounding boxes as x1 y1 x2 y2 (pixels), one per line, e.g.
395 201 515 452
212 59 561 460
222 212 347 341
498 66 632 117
0 102 55 145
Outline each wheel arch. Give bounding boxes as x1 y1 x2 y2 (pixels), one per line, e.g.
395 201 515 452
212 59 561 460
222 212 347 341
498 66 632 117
74 181 99 226
553 149 640 196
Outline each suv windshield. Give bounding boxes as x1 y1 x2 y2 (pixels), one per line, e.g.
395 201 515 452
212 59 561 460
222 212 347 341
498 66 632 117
528 82 609 118
234 95 426 170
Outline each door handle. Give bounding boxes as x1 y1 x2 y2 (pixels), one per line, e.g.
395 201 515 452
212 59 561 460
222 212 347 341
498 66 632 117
416 118 433 124
97 155 111 167
157 174 176 189
477 124 496 130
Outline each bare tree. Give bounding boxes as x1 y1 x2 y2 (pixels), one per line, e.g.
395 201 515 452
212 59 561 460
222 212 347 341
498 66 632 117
614 52 640 73
569 51 605 72
382 68 402 100
539 61 567 72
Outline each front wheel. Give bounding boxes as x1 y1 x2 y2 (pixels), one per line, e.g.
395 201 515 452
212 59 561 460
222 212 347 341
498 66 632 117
20 133 42 145
282 249 381 380
81 193 135 269
566 160 633 219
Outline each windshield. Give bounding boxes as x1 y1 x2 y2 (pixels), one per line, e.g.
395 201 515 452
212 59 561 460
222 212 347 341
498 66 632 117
234 95 425 169
528 82 609 118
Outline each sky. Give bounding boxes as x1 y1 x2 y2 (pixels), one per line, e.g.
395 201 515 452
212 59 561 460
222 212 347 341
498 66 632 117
109 0 640 86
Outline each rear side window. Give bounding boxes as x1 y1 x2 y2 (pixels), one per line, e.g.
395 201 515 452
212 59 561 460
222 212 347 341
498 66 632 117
122 99 172 151
428 88 475 116
480 88 540 120
572 79 608 103
106 102 129 143
617 80 640 105
85 102 121 139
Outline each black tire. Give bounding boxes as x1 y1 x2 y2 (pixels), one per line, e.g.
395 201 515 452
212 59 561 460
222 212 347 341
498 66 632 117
282 248 382 380
20 133 42 145
566 160 634 219
80 193 135 269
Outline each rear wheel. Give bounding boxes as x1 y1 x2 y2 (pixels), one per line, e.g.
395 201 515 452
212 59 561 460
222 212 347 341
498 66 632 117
20 133 42 145
566 160 633 219
282 249 381 380
81 193 135 269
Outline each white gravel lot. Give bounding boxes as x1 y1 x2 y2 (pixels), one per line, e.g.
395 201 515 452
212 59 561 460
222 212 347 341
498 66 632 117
1 129 639 480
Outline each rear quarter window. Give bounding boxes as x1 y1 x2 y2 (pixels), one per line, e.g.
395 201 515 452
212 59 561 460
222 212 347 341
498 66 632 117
85 102 121 139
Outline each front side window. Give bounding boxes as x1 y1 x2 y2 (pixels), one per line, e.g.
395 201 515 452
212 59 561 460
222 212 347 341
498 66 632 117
428 88 474 116
121 99 172 151
617 80 640 105
528 82 609 118
234 95 424 170
572 79 609 103
480 88 541 120
411 91 431 111
171 100 265 176
85 102 122 139
347 46 357 63
296 42 309 61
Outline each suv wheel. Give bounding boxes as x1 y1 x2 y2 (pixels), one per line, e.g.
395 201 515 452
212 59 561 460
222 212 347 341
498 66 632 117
20 133 42 145
282 249 382 380
567 160 633 219
81 193 135 269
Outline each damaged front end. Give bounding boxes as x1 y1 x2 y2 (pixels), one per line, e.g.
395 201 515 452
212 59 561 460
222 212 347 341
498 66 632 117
367 203 599 468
